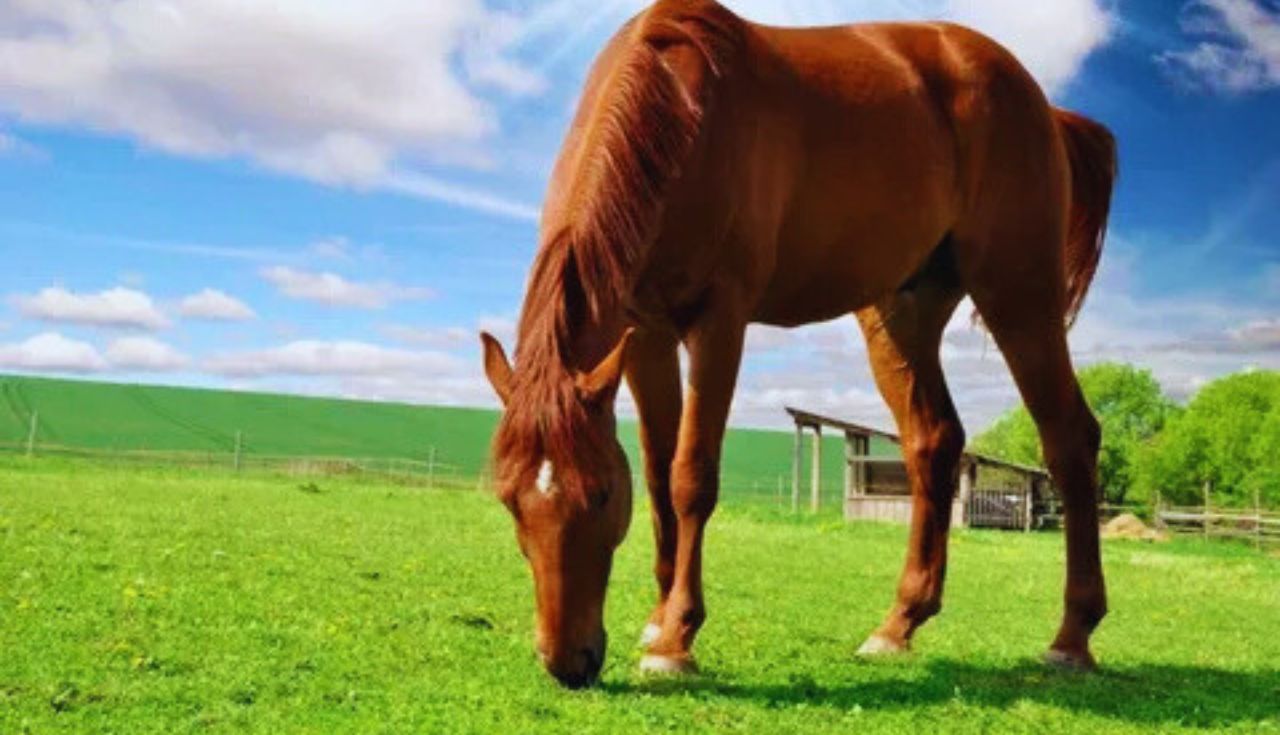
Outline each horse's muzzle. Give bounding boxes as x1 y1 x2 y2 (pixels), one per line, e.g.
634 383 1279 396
539 634 606 689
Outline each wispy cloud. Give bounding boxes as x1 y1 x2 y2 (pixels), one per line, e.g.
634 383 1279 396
260 266 434 309
382 171 540 222
0 130 44 160
206 340 462 378
1157 0 1280 92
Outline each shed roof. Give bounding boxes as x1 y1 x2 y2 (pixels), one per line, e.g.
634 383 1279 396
785 406 1050 479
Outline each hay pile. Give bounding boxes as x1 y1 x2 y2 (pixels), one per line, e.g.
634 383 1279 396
1101 513 1168 542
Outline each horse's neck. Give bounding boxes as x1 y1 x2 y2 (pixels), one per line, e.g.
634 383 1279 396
517 299 625 376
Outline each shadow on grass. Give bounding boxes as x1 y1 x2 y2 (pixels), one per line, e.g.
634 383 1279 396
603 659 1280 728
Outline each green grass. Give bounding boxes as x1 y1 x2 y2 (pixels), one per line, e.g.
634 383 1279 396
0 373 894 507
2 457 1277 733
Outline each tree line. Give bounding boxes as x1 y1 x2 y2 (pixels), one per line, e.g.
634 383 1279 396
971 364 1280 509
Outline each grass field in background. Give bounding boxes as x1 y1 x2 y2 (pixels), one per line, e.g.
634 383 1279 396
2 457 1277 733
0 373 897 507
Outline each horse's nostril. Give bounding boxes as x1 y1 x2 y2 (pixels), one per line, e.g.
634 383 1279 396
546 647 604 689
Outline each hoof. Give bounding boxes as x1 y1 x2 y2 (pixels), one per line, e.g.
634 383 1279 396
1044 648 1096 672
639 654 698 676
638 623 661 647
857 634 908 657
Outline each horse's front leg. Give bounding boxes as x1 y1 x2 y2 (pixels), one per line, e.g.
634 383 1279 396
623 327 683 647
640 300 746 675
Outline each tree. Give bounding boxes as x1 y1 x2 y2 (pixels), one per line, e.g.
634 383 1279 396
972 363 1174 503
1135 370 1280 507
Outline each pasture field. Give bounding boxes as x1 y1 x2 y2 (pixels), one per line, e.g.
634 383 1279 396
2 457 1278 734
0 374 888 506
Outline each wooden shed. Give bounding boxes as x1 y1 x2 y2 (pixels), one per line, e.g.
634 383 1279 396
785 407 1055 531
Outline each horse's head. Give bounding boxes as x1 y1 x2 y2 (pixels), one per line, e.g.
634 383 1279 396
480 329 634 688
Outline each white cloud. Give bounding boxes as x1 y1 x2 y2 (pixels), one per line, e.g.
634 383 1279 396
206 340 461 378
1158 0 1280 92
528 0 1112 98
942 0 1113 95
0 332 107 373
383 171 541 222
381 324 473 350
0 0 542 217
178 289 255 321
260 266 433 309
13 286 169 330
105 336 190 371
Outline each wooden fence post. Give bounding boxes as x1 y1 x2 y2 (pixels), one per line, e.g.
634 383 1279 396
233 430 242 472
1256 485 1263 551
427 447 436 489
1203 480 1211 541
25 411 37 457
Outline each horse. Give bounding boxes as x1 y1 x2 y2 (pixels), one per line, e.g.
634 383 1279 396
480 0 1116 688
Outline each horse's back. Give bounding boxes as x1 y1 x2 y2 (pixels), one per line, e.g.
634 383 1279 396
723 19 1063 323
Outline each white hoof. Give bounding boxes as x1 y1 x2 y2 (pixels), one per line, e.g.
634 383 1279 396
1044 648 1096 671
638 623 661 647
639 654 697 675
857 634 907 657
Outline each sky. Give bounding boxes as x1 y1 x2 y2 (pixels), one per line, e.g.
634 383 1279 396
0 0 1277 434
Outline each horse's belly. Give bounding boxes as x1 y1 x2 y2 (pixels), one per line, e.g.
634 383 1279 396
752 203 952 326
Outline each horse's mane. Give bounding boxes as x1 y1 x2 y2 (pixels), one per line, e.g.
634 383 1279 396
494 0 742 502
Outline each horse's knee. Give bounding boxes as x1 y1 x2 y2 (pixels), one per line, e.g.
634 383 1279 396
905 418 965 497
1043 404 1101 497
671 454 718 518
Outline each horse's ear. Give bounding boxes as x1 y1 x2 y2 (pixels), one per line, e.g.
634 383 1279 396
576 328 635 405
480 332 513 406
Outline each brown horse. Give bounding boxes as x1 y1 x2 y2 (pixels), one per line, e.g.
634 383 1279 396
481 0 1115 688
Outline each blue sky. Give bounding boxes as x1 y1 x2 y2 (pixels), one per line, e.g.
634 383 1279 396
0 0 1277 432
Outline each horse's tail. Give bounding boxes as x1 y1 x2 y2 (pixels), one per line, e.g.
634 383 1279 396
1053 108 1117 328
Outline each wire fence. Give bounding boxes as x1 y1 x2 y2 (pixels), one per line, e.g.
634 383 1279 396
0 437 830 515
11 426 1272 539
0 440 481 489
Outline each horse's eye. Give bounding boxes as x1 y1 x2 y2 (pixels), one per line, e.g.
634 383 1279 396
592 491 610 511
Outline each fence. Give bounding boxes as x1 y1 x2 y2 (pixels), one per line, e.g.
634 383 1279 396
966 488 1031 530
0 439 485 490
1 435 820 514
1156 501 1280 550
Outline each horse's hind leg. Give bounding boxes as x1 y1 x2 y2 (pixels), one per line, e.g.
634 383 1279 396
624 326 683 647
960 235 1106 669
854 261 966 654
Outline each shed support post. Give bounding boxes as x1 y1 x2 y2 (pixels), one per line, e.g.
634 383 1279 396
792 423 802 513
1023 478 1034 532
810 425 822 513
843 431 854 503
958 459 974 528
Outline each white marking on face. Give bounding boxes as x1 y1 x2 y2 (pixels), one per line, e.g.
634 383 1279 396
536 459 555 495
